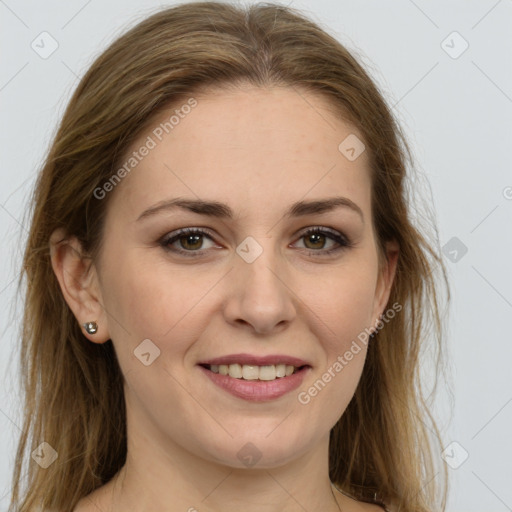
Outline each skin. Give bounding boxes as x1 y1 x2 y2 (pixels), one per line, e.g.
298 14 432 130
51 84 398 512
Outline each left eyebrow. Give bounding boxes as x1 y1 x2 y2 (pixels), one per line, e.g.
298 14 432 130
136 196 364 223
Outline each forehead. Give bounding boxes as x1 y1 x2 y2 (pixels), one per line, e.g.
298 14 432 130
106 85 371 221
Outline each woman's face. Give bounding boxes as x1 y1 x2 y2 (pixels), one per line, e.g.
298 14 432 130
92 85 397 468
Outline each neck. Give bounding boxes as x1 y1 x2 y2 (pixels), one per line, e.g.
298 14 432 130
106 425 342 511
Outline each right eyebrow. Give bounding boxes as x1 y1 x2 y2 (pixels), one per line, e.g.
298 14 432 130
136 196 364 223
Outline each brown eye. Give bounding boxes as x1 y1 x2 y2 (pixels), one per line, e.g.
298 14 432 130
179 233 204 251
294 227 352 256
303 232 327 250
160 228 217 256
160 226 352 258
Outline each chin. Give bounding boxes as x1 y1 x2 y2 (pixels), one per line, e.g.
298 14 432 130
192 425 318 470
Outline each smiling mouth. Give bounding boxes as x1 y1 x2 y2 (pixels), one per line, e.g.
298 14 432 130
200 363 308 381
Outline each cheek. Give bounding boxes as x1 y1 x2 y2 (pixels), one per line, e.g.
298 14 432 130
296 276 375 431
308 262 378 345
100 258 217 421
315 284 374 383
101 253 222 365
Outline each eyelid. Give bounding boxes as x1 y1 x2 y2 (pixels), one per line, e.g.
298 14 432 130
159 225 352 257
293 226 353 254
159 227 220 256
295 225 349 242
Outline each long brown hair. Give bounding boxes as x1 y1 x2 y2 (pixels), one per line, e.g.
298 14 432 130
10 2 450 510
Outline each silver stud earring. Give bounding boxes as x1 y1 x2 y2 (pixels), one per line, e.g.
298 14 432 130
83 321 98 335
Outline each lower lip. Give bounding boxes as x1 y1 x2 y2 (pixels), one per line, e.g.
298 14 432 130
198 365 310 402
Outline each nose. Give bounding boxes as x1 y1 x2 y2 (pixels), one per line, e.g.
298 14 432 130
222 242 297 335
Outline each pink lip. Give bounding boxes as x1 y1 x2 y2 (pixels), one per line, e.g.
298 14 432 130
198 365 311 402
199 353 310 367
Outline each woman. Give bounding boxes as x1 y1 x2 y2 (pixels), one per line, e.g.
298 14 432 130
10 2 449 511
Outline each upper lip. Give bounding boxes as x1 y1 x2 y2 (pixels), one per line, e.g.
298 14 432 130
198 353 310 367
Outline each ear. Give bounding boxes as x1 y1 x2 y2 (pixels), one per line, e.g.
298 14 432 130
49 228 110 344
370 239 399 332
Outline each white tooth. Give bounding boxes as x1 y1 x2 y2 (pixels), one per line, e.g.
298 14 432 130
259 365 277 381
228 363 242 378
218 363 298 380
242 365 259 380
275 364 286 378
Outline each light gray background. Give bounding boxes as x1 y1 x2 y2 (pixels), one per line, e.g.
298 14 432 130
1 1 511 510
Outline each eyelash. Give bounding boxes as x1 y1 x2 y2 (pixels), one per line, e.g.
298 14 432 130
159 226 353 258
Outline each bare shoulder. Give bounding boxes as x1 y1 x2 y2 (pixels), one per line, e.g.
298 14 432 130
354 502 392 512
361 501 399 512
72 483 113 512
354 501 398 512
72 499 91 512
72 495 100 512
333 488 397 512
